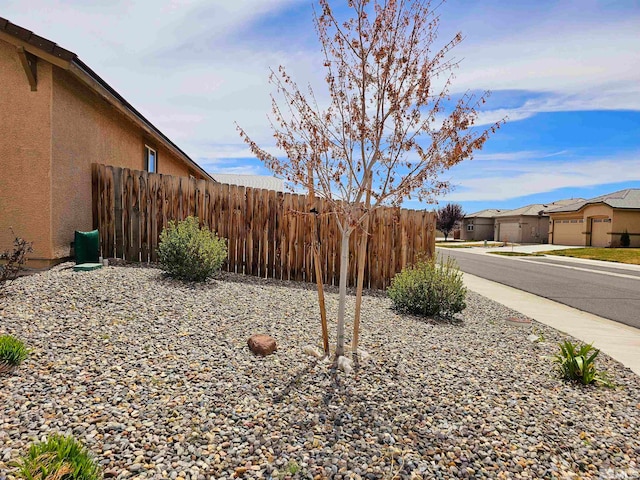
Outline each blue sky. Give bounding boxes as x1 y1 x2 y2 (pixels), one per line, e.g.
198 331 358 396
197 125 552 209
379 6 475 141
2 0 639 214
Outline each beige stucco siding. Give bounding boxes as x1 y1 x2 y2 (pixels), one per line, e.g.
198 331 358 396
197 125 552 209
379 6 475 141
583 204 612 219
157 145 197 177
583 205 613 247
461 217 494 241
0 39 53 261
50 67 192 259
520 216 549 244
612 210 640 247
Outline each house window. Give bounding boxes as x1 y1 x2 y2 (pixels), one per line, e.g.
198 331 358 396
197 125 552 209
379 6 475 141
145 145 157 173
467 224 474 231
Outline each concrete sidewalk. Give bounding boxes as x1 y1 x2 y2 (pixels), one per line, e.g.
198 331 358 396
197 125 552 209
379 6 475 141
463 272 640 376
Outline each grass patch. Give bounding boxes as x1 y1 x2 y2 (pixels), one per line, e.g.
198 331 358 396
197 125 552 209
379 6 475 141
436 242 509 249
489 252 544 257
540 248 640 265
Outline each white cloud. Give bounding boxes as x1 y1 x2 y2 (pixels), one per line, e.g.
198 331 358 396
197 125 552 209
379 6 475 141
442 155 640 202
205 164 262 175
1 0 638 186
472 150 569 162
451 16 640 111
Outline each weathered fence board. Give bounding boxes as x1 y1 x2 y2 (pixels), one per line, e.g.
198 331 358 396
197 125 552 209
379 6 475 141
91 164 435 289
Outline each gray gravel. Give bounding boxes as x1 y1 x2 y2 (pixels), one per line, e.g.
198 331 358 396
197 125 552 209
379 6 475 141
1 264 639 479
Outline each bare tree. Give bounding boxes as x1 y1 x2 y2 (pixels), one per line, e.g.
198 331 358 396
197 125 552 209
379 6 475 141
237 0 500 358
436 203 465 241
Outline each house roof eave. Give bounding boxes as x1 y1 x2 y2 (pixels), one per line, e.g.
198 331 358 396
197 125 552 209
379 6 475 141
0 16 214 183
69 60 213 181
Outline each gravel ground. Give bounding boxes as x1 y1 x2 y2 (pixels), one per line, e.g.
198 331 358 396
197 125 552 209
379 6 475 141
1 264 639 480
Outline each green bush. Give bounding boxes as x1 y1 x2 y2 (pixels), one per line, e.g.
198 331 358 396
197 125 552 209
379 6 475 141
552 340 613 387
157 216 227 281
620 230 630 247
0 334 30 369
388 256 466 318
14 434 102 480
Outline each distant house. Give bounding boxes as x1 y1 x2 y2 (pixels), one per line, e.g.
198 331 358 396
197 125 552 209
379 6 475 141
460 209 501 241
547 189 640 247
0 17 213 267
493 199 581 244
210 174 285 192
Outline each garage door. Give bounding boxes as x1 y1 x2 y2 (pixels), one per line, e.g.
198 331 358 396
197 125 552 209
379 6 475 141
497 222 520 243
553 219 583 245
591 218 611 247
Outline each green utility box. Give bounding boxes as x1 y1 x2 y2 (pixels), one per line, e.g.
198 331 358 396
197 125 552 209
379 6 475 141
74 229 100 264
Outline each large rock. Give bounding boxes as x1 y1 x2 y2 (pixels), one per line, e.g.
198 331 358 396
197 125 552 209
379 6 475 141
247 334 277 356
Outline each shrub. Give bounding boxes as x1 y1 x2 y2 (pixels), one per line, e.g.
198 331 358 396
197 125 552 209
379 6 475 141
0 334 30 371
1 229 33 291
388 256 466 318
14 434 102 480
552 340 614 387
157 216 227 281
620 230 630 247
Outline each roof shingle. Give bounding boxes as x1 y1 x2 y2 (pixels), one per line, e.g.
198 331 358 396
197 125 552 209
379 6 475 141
547 189 640 213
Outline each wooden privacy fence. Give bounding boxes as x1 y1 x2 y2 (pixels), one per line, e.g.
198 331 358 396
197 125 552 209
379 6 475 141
92 164 436 290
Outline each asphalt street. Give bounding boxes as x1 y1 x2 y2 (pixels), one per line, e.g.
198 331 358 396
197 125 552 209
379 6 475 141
437 247 640 329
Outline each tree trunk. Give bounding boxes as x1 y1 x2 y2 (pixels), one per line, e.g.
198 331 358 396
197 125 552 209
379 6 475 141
335 227 352 358
351 214 369 355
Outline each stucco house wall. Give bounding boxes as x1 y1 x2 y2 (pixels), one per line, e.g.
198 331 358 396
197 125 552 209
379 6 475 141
495 215 549 244
49 68 194 259
0 18 214 267
521 216 549 244
612 210 640 247
461 217 494 241
0 39 54 262
549 201 640 247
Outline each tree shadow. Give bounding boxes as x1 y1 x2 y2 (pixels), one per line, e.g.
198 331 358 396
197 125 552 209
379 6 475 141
218 271 387 298
272 357 328 404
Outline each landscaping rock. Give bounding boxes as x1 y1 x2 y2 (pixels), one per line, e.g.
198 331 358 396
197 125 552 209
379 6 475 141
247 334 277 356
337 355 353 374
0 265 638 479
302 345 324 358
0 363 16 375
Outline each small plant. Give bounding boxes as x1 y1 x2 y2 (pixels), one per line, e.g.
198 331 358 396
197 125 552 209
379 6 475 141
531 327 546 343
13 434 102 480
0 229 33 291
0 334 30 373
387 256 466 318
287 461 300 475
157 216 227 281
620 230 630 248
552 340 614 387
